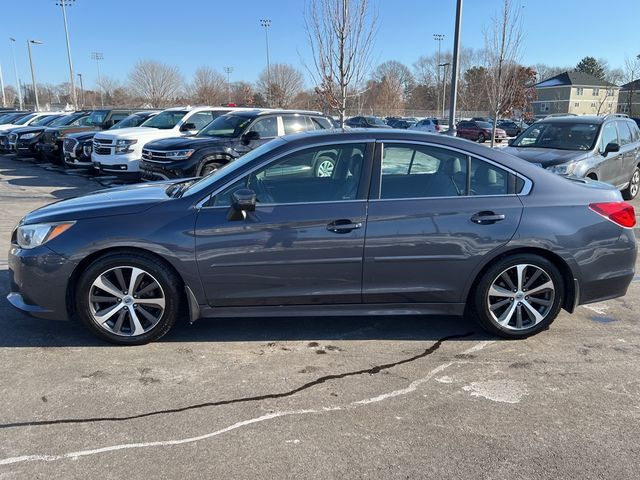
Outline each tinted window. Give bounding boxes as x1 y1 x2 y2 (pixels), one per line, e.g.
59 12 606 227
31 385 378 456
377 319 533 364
282 115 309 135
142 110 188 129
188 111 215 130
630 121 640 142
616 121 633 146
599 122 619 152
310 117 332 130
213 143 366 206
248 116 277 138
471 158 509 195
380 144 468 199
110 113 130 124
514 122 599 151
197 114 252 138
86 110 110 126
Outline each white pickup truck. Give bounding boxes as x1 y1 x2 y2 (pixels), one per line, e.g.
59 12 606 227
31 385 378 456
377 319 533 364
91 106 241 178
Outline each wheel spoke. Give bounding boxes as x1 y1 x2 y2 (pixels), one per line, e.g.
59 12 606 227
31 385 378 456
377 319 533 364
522 300 545 324
490 298 512 311
128 306 145 336
516 264 526 291
137 305 160 325
526 280 554 296
523 269 542 290
90 295 118 303
114 268 127 292
135 297 165 309
489 285 514 298
135 280 159 298
94 275 124 299
500 272 516 291
498 301 518 326
113 308 127 333
515 304 523 329
128 268 145 295
528 296 552 307
94 303 125 324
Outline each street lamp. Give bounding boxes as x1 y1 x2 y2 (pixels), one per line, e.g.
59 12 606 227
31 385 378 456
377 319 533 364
224 66 233 105
260 19 272 107
91 52 104 107
439 62 451 122
9 38 23 110
77 73 84 108
0 64 6 108
27 40 43 111
55 0 77 109
447 0 463 136
433 34 445 118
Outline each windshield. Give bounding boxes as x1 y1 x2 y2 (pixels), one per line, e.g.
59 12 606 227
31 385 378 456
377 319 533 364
86 110 109 126
111 114 151 130
182 138 287 197
366 116 386 126
141 110 188 129
512 122 600 151
49 113 85 127
476 121 493 129
31 115 58 126
197 114 252 138
13 113 37 126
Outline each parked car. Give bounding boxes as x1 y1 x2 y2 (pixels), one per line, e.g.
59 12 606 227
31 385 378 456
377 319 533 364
457 120 507 143
344 116 392 128
389 119 417 129
385 116 401 126
409 118 441 133
503 114 640 200
13 112 89 158
471 116 493 123
38 109 138 164
7 129 636 344
497 119 528 137
0 111 30 126
64 111 159 169
91 107 249 178
0 111 48 131
0 113 69 153
140 109 334 180
0 112 62 150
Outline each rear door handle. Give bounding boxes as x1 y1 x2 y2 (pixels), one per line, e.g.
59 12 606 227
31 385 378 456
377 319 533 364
471 211 506 225
327 219 363 234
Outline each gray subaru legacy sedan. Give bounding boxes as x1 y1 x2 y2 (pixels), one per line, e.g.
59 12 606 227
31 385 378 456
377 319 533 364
7 129 637 344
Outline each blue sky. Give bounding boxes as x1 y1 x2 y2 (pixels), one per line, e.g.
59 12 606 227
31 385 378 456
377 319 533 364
1 0 638 90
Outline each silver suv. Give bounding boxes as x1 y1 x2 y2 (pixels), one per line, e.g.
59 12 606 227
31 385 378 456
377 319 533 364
504 114 640 199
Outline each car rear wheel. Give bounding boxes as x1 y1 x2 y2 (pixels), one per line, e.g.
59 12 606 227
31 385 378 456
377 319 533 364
75 252 182 345
622 167 640 200
472 254 563 339
478 133 486 143
200 161 223 177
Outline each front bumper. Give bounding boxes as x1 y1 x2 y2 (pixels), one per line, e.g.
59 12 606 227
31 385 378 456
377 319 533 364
92 150 141 177
15 138 41 156
140 158 200 181
7 244 76 321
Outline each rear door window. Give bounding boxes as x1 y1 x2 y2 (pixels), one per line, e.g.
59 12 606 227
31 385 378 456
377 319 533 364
599 122 619 152
189 111 216 130
282 115 309 134
616 120 634 146
471 158 509 195
248 116 278 138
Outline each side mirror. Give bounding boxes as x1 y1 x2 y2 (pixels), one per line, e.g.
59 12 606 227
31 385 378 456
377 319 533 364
242 130 260 145
181 122 197 132
227 188 257 220
103 120 114 128
508 138 515 146
603 142 620 156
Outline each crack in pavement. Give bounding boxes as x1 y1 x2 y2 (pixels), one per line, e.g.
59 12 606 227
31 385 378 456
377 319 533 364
0 331 474 430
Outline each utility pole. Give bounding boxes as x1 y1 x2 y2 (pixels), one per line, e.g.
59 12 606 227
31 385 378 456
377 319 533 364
77 73 84 108
224 66 233 105
433 33 445 120
0 64 6 108
439 62 451 122
27 39 43 111
91 52 104 107
56 0 77 109
447 0 463 136
260 19 272 107
9 38 23 110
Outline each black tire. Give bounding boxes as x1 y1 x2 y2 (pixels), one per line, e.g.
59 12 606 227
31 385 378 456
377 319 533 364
478 133 486 143
313 155 336 177
622 166 640 200
75 251 183 345
471 254 564 339
199 161 223 177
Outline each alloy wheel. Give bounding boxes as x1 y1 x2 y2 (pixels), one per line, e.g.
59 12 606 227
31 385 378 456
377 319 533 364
88 266 166 337
316 159 335 177
486 263 555 331
631 170 639 198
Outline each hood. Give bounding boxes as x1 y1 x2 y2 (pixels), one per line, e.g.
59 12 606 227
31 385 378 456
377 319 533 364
502 146 589 167
23 182 175 224
12 126 46 136
66 131 97 142
144 135 225 151
45 125 98 136
95 127 174 141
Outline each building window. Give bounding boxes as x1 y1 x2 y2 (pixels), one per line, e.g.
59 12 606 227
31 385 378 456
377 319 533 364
576 87 584 96
607 89 614 97
574 102 580 107
593 88 599 96
540 103 550 112
591 102 597 108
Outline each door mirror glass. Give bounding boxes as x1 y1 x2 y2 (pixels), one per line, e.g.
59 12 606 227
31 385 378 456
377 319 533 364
604 142 620 155
227 188 257 220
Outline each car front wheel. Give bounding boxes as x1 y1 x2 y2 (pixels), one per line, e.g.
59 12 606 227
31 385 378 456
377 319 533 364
622 167 640 200
472 254 564 339
478 133 486 143
75 252 182 345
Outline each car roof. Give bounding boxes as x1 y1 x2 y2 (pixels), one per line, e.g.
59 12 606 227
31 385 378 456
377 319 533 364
224 109 325 118
536 115 630 125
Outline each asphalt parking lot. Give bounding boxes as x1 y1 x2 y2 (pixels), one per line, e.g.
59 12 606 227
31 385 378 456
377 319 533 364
1 154 639 479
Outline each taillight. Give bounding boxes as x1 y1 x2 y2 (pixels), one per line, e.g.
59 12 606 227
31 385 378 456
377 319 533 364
589 202 636 228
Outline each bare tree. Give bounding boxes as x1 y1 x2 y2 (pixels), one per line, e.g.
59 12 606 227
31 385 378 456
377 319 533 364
305 0 377 125
483 0 524 146
3 85 17 107
532 63 568 82
190 67 226 106
128 60 183 108
622 55 640 115
256 63 306 108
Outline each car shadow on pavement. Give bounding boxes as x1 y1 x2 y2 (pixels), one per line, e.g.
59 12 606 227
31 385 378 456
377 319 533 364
0 269 488 348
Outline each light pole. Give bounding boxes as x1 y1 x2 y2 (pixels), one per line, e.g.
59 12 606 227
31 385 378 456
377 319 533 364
260 19 272 107
56 0 77 109
224 66 233 105
433 33 445 119
0 64 6 108
27 40 43 111
9 38 23 110
91 52 104 107
77 73 84 108
439 62 450 122
447 0 463 136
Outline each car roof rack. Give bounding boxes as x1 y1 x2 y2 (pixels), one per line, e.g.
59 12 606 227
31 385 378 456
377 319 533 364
604 113 629 119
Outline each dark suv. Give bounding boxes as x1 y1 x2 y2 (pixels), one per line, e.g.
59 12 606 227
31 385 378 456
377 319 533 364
345 116 391 128
39 109 136 164
140 109 334 180
504 114 640 199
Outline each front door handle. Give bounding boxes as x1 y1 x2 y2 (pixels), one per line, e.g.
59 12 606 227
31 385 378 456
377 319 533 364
471 211 506 225
327 219 362 234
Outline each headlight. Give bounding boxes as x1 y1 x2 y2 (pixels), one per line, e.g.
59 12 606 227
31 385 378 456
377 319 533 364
15 222 75 249
115 139 137 154
83 143 92 156
164 149 195 160
547 163 577 175
21 132 40 140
